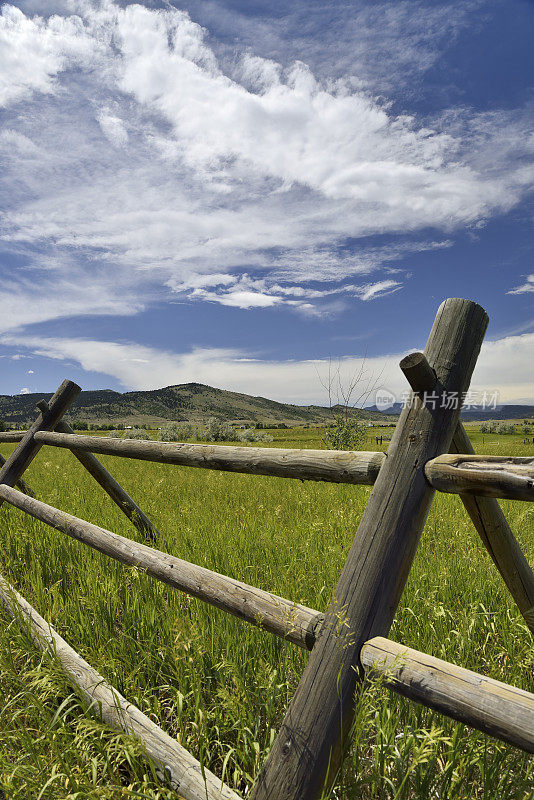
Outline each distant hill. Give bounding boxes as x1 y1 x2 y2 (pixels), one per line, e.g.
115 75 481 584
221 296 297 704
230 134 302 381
0 383 395 427
366 403 534 421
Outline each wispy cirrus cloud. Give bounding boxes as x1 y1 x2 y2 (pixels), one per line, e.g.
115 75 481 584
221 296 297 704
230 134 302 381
178 0 488 92
508 274 534 295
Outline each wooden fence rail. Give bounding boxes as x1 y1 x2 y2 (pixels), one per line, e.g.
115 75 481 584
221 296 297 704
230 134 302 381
31 431 386 484
360 638 534 753
0 431 26 442
0 484 321 649
0 572 239 800
5 429 534 504
1 487 532 755
1 298 533 800
426 453 534 501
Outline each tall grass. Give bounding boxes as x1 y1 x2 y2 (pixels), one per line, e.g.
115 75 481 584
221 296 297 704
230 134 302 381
0 430 532 799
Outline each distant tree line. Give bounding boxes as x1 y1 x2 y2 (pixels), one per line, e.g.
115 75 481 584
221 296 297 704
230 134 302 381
479 422 527 435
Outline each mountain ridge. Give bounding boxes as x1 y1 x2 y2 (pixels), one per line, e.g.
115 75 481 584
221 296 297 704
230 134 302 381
1 383 532 427
0 382 393 427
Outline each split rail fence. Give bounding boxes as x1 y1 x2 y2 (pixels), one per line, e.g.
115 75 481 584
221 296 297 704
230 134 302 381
0 297 533 800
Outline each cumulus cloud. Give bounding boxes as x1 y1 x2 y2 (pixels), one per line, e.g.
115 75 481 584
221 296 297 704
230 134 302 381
0 4 96 106
3 330 533 404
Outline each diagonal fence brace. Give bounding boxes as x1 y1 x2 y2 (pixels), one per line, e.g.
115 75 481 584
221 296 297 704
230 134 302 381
0 453 34 497
36 400 159 540
401 351 534 636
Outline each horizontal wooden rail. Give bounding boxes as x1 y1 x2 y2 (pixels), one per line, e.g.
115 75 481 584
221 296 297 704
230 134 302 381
1 486 531 753
6 429 534 502
7 429 534 502
0 572 239 800
361 637 534 753
0 485 322 649
0 431 26 443
31 431 385 485
426 454 534 502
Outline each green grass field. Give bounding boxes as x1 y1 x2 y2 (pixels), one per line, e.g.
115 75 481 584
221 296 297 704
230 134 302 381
0 427 533 799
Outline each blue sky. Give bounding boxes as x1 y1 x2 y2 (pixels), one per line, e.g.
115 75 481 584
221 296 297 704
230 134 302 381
0 0 533 404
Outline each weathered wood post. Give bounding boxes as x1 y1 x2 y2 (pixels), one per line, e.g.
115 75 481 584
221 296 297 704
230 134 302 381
401 352 534 635
0 380 80 500
0 453 34 496
250 298 488 800
35 400 159 539
450 426 534 634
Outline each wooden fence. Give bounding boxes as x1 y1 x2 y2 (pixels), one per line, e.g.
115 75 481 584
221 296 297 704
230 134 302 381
0 297 533 800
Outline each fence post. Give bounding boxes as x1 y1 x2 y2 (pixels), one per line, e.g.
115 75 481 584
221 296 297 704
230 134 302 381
0 380 80 500
250 298 488 800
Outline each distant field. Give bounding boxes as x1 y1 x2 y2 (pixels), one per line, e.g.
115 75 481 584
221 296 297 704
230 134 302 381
0 426 532 799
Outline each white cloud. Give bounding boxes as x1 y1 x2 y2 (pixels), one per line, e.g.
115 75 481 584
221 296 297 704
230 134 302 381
0 0 532 333
111 3 503 220
169 273 404 311
356 280 402 301
0 264 144 335
0 4 96 106
27 369 34 373
3 330 534 405
508 274 534 295
468 333 534 403
18 387 30 394
97 112 128 147
174 0 486 91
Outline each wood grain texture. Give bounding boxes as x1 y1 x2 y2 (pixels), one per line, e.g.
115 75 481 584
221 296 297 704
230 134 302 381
361 637 534 753
0 453 34 496
33 432 386 485
0 432 25 443
0 484 322 649
0 572 239 800
426 453 534 501
250 298 489 800
0 380 80 505
399 351 437 393
36 400 159 539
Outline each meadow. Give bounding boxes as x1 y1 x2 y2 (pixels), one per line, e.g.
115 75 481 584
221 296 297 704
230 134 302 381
0 425 532 799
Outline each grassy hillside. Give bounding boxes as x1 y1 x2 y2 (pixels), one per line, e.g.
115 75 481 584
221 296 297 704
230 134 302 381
0 383 394 427
0 426 532 798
